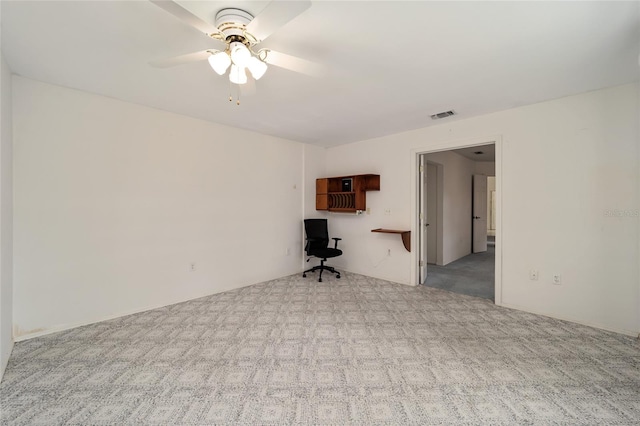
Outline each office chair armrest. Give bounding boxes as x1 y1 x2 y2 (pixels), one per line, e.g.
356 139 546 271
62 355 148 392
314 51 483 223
332 237 342 249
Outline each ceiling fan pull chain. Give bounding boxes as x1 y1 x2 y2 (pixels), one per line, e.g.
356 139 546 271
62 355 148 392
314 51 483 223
227 78 240 105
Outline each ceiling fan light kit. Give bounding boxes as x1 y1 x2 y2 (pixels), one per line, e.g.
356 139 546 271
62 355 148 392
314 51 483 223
229 64 247 85
247 56 267 80
230 42 251 68
207 51 231 75
150 0 315 104
204 8 269 86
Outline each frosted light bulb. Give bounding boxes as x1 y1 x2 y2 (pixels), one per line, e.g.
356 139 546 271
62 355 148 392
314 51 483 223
229 64 247 85
208 51 231 75
247 56 268 80
230 42 251 68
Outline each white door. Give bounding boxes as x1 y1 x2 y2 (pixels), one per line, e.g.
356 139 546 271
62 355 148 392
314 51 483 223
426 163 437 264
472 174 488 253
418 155 428 283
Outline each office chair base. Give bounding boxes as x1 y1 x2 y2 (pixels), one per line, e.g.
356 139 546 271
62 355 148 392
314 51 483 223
303 260 340 282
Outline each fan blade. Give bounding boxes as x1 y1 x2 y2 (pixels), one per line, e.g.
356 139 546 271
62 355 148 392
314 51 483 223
246 0 311 42
150 50 214 68
150 0 220 37
264 50 326 78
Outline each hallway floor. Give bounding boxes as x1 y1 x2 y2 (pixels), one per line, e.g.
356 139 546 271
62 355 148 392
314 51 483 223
422 243 495 301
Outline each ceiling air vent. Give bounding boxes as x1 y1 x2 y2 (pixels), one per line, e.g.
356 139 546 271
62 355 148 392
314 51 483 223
430 110 456 120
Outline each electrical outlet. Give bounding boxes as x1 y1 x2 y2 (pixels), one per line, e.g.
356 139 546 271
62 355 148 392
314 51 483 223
366 207 371 215
552 274 561 285
384 209 391 215
190 262 196 272
529 270 539 281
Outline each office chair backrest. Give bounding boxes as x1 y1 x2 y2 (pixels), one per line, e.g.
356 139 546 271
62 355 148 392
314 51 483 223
304 219 329 253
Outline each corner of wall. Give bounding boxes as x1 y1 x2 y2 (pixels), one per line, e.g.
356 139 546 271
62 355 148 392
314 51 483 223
0 340 13 381
0 51 15 382
303 143 327 218
637 81 640 337
13 78 305 336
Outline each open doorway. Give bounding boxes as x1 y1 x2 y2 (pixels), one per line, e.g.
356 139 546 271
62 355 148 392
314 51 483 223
416 142 498 302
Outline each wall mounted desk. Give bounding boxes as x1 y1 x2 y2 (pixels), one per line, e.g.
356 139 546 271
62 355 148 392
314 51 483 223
371 228 411 252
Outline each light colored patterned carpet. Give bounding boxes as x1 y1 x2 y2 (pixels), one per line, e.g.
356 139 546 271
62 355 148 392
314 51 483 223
1 272 639 425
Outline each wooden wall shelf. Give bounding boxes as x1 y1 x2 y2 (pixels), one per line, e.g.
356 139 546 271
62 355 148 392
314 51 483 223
316 174 380 213
371 228 411 252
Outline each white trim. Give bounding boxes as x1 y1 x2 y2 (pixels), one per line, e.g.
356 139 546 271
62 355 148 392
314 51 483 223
410 135 503 304
14 300 200 342
0 340 13 380
426 161 445 267
338 268 411 287
301 145 308 270
494 138 503 306
13 280 261 342
637 82 640 337
499 302 639 338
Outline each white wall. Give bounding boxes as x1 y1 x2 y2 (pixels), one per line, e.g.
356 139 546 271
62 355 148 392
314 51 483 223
425 151 474 265
13 77 305 340
302 141 394 282
303 144 327 220
322 83 639 336
637 81 640 336
8 77 639 344
0 54 14 378
302 144 329 265
475 161 495 176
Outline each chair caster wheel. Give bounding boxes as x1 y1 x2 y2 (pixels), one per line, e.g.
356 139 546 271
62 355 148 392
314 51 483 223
337 275 341 279
302 274 306 277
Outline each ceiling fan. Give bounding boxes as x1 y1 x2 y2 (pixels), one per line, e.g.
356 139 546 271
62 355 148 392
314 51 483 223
149 0 324 103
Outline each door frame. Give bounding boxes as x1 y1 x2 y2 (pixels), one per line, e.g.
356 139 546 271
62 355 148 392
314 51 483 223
472 174 488 253
418 158 444 284
410 135 503 305
415 154 444 284
425 160 443 266
418 154 427 282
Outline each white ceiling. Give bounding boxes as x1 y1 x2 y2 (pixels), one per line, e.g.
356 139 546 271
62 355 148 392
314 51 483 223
451 144 495 162
2 1 638 147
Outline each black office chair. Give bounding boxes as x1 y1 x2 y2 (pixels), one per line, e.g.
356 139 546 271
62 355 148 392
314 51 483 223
303 219 342 282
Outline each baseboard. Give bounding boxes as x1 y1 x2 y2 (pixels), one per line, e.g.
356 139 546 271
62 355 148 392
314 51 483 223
0 340 14 382
338 268 413 287
497 301 639 338
14 279 266 342
15 273 633 342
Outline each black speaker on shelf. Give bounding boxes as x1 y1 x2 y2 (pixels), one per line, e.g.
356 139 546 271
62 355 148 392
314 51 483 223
341 178 352 192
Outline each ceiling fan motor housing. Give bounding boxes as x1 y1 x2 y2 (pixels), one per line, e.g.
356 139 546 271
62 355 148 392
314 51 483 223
215 8 254 43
